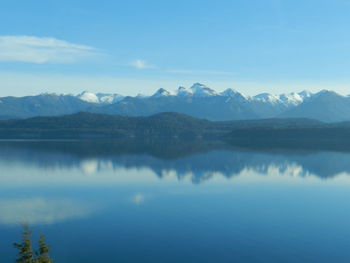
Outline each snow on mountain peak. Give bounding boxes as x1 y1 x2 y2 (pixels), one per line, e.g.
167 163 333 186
253 91 310 106
253 93 280 103
96 93 124 104
177 86 193 97
191 83 207 89
74 85 318 107
298 90 312 99
190 83 217 97
77 91 124 104
152 88 173 98
77 91 99 103
279 92 303 105
220 88 247 100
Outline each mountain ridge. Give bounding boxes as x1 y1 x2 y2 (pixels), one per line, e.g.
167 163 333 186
1 112 350 151
0 111 329 140
0 83 348 122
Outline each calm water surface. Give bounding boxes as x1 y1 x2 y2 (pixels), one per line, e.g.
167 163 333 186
1 140 350 263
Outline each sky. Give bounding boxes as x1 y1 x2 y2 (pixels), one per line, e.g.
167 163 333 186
1 0 350 96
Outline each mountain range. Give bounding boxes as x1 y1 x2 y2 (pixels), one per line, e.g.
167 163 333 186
0 83 349 122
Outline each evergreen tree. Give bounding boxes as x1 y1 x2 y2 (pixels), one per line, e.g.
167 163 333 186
13 225 34 263
36 235 52 263
14 226 53 263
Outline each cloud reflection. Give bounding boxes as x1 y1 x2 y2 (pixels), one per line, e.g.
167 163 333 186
0 198 94 225
130 193 146 206
80 159 99 174
1 141 350 184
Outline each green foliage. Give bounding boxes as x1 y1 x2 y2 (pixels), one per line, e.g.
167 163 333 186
36 235 52 263
13 227 53 263
13 226 34 263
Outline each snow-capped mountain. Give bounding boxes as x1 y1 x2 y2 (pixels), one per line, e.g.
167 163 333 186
0 83 348 122
73 83 309 107
151 88 174 98
87 84 319 121
253 93 281 104
190 83 218 97
279 93 304 106
77 91 124 104
253 91 310 106
141 83 219 98
280 90 350 122
177 86 192 97
220 88 246 99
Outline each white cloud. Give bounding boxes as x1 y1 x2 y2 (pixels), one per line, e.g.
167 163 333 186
0 35 96 63
130 59 154 69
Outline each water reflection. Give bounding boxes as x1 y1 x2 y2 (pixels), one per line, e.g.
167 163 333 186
130 193 147 206
0 198 94 225
0 140 350 183
2 141 350 263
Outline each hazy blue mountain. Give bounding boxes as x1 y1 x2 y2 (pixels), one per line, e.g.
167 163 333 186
0 93 92 119
280 90 350 122
96 92 259 121
92 83 310 121
0 83 349 122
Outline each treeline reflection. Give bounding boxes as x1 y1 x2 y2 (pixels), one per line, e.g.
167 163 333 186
1 140 350 183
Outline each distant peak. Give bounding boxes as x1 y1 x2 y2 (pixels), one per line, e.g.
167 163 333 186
152 88 173 98
77 91 95 97
298 90 312 98
221 88 240 96
177 86 192 96
136 93 148 99
317 89 337 95
191 83 207 89
220 88 247 100
279 92 303 105
39 92 61 96
190 83 217 97
77 91 99 103
77 91 124 104
254 93 280 103
314 90 344 98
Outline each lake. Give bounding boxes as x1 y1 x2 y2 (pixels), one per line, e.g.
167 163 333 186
1 140 350 263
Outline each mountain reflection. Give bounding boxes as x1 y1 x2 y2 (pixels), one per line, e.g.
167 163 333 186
0 140 350 183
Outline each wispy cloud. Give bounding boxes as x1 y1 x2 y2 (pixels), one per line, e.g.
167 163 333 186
130 59 154 69
167 69 236 76
0 35 97 63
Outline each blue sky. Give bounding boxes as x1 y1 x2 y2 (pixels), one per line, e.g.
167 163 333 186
1 0 350 96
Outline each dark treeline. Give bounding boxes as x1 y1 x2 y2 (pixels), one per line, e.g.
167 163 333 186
0 111 327 139
1 112 350 151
